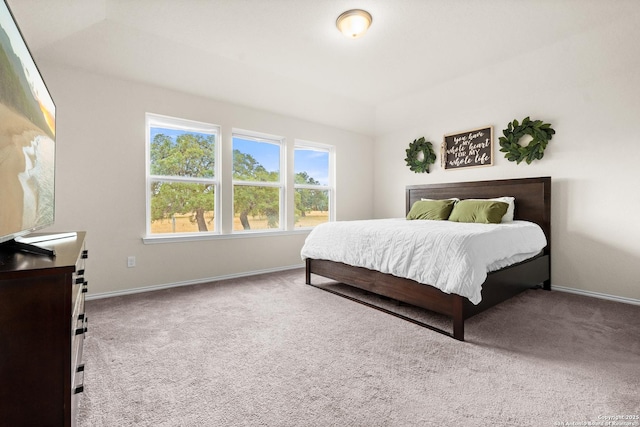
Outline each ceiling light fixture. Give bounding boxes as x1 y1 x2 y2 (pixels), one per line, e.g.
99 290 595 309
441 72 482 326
336 9 372 38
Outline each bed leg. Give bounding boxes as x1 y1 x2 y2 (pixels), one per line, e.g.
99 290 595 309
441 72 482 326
305 259 311 285
543 254 551 290
452 296 465 341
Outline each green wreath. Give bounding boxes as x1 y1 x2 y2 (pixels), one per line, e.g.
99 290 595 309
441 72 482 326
405 137 436 173
499 117 555 164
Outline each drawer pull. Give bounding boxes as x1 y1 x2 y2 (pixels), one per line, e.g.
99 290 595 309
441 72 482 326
82 250 88 259
74 362 86 394
75 277 84 284
77 269 85 275
78 313 85 321
82 282 88 293
75 318 88 335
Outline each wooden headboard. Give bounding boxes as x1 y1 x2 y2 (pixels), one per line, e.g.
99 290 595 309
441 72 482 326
406 177 551 253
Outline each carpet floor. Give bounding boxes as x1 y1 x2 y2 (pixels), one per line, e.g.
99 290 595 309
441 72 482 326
78 269 640 426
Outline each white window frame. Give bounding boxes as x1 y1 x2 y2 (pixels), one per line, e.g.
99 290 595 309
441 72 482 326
293 140 335 229
231 129 286 233
145 113 221 239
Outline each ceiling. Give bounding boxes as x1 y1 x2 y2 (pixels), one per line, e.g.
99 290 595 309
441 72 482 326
6 0 632 135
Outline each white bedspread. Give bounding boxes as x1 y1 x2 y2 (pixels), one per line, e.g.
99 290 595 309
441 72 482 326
301 219 547 305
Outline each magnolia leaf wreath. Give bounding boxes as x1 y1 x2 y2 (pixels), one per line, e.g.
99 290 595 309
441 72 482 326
499 117 555 164
405 137 436 173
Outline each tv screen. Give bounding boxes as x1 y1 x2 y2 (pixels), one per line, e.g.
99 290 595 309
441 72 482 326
0 0 56 245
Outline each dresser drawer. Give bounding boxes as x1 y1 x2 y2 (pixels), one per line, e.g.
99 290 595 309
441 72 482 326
71 332 85 393
71 356 85 427
71 278 85 321
71 246 88 316
71 296 86 379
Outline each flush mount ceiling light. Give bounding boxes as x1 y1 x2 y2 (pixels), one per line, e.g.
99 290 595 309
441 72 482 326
336 9 372 38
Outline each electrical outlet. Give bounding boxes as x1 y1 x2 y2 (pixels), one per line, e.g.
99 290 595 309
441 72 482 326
127 256 136 268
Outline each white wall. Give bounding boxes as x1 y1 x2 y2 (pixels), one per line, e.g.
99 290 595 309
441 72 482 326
373 10 640 301
31 5 640 303
40 65 374 296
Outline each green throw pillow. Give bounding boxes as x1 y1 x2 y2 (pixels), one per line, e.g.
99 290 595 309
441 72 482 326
448 200 509 224
407 199 456 221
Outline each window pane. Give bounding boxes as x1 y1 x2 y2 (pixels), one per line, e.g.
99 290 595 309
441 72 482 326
233 185 280 231
150 181 215 233
150 128 215 178
294 148 329 186
233 137 280 182
295 189 329 228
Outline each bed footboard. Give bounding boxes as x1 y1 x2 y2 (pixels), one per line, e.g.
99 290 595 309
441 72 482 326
305 253 550 341
305 258 468 340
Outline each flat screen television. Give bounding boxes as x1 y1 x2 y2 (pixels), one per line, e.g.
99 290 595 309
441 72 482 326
0 0 56 252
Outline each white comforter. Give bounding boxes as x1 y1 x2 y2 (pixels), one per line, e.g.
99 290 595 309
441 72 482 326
301 219 547 305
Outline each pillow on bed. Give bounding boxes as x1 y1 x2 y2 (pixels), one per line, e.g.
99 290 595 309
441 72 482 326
448 200 509 224
493 197 515 222
465 197 515 222
421 197 460 202
422 197 513 222
407 199 456 221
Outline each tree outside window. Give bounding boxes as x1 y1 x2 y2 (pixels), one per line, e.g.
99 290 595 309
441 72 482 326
232 133 283 231
147 114 219 235
294 143 333 228
146 114 335 238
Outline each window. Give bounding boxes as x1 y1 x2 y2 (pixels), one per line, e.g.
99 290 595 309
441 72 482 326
146 113 220 236
232 130 284 232
294 141 334 228
145 114 334 241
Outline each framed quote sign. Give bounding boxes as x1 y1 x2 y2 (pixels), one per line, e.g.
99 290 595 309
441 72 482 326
441 126 493 170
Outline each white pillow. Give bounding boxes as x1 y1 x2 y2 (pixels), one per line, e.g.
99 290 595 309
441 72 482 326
421 197 460 202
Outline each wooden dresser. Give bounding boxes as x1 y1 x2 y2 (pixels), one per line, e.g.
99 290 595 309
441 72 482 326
0 232 88 427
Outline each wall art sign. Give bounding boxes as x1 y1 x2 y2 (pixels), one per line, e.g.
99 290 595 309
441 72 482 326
441 126 493 170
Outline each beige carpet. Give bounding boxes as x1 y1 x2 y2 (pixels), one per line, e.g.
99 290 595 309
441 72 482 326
78 269 640 426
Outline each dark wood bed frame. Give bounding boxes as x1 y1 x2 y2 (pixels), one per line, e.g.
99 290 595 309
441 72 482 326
305 176 551 341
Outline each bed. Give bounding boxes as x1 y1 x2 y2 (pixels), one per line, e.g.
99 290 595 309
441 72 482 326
303 176 551 341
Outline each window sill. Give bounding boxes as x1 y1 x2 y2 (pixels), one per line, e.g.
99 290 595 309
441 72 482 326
142 228 312 244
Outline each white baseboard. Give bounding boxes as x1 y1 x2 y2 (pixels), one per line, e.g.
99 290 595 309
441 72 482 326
87 268 640 307
552 285 640 306
86 264 305 301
